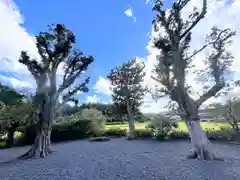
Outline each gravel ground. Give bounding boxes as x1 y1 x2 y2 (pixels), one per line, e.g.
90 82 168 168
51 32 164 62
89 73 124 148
1 139 240 180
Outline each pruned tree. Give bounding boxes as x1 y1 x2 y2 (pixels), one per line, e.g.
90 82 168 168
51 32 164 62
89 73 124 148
151 0 236 160
18 24 93 158
108 58 146 138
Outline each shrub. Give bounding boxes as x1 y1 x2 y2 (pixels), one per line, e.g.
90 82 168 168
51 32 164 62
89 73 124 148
167 131 189 140
104 128 127 137
17 118 93 145
147 115 178 140
206 128 234 141
51 119 93 142
80 108 106 137
134 129 153 139
89 136 110 142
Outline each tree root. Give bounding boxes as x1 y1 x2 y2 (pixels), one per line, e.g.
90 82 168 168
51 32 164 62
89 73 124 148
18 146 54 160
187 148 223 161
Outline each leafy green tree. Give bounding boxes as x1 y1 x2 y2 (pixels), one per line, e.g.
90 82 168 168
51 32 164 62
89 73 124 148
108 58 146 138
19 24 93 158
0 102 37 148
0 84 24 105
0 84 28 147
151 0 235 160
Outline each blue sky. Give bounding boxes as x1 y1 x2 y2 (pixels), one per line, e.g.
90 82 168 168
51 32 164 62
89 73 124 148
0 0 239 113
14 0 159 103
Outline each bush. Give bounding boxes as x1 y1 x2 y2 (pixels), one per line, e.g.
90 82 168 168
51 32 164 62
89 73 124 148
80 108 106 137
206 128 235 141
17 118 93 145
167 131 189 140
147 115 178 140
104 128 127 137
134 129 153 139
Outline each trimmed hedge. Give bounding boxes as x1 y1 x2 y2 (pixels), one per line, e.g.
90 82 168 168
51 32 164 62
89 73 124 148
51 120 92 142
17 119 93 145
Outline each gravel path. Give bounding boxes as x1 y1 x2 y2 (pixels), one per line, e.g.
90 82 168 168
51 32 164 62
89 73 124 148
1 139 240 180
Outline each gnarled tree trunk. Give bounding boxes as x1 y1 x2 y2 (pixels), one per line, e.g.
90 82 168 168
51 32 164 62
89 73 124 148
185 115 222 160
20 123 52 158
19 92 55 159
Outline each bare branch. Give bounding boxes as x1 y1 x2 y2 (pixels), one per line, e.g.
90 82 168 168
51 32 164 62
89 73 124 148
180 0 207 39
186 45 207 60
196 82 225 107
179 0 191 10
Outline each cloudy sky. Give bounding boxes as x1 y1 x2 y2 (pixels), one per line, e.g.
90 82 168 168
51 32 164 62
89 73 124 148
0 0 239 113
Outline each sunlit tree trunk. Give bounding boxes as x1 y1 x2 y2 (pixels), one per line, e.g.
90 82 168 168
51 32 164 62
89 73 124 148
126 101 135 138
185 112 221 160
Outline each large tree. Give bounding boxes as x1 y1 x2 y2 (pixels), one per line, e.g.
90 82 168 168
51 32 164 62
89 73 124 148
151 0 235 160
19 24 93 158
108 58 146 138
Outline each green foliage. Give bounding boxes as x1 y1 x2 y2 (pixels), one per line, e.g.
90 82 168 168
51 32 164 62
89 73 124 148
108 58 147 117
51 120 92 142
80 108 106 136
147 115 178 140
104 128 127 137
168 131 189 140
18 119 93 145
206 128 235 141
0 84 24 106
134 129 153 139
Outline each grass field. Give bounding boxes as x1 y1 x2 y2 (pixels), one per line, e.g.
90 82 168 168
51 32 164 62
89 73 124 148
105 121 229 132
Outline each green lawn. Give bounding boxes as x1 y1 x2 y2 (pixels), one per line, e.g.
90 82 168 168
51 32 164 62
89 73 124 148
105 121 230 132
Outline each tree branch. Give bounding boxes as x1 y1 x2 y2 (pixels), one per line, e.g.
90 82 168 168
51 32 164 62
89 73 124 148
180 0 207 39
196 82 225 107
61 77 90 105
179 0 190 10
57 54 93 97
186 44 207 60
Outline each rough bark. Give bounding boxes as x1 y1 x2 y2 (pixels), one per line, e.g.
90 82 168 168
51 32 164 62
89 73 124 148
126 101 135 138
19 121 52 159
19 92 54 159
185 119 222 160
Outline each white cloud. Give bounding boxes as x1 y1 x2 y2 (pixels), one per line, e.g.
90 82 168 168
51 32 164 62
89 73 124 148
124 7 136 22
0 0 38 89
94 76 112 96
86 95 101 104
145 0 152 4
0 1 70 91
145 0 240 111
